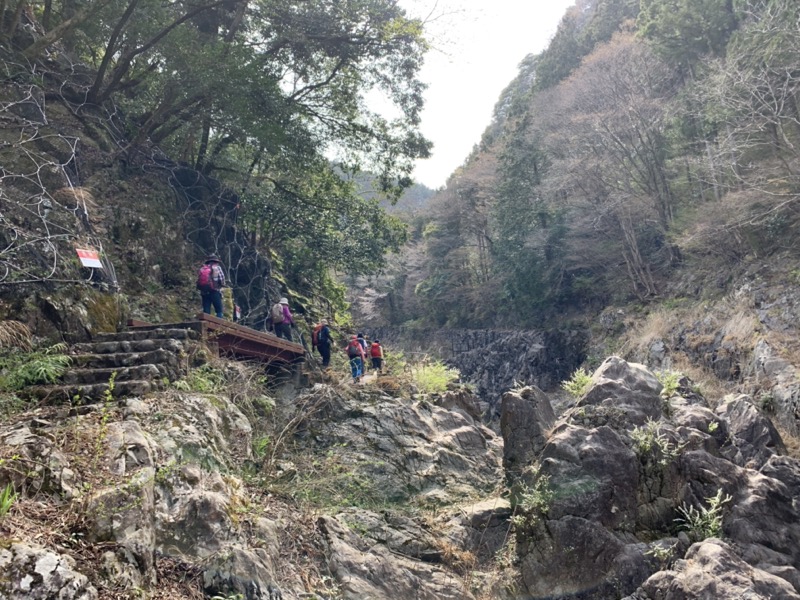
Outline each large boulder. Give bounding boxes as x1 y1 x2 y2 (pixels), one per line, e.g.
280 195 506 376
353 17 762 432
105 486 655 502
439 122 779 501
319 510 475 600
0 542 97 600
298 384 503 506
503 357 800 599
579 356 663 428
627 539 800 600
0 424 80 498
715 394 786 468
500 385 556 484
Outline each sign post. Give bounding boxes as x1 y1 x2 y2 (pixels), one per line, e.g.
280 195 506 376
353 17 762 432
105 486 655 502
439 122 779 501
76 248 103 269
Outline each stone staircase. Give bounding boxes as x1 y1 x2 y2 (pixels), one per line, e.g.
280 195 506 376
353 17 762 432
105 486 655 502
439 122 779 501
26 328 200 403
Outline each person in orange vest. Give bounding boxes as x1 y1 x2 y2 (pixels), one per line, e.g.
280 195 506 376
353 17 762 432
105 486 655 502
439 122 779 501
346 335 365 383
369 339 384 374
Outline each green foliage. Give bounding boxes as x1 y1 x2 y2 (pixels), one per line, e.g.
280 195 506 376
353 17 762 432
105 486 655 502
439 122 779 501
631 420 682 467
0 483 17 518
172 364 226 393
272 448 397 510
675 488 732 540
638 0 739 72
253 436 271 461
645 541 677 569
0 393 28 419
656 370 681 398
535 0 640 91
411 362 460 394
3 0 433 303
561 368 592 398
510 467 555 532
758 391 776 413
0 343 71 391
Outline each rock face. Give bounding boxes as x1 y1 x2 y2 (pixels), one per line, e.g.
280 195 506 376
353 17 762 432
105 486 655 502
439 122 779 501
0 391 272 599
5 350 800 600
500 385 556 484
0 543 98 600
1 371 508 599
320 510 475 600
366 327 588 410
297 383 503 506
627 539 800 600
502 356 800 599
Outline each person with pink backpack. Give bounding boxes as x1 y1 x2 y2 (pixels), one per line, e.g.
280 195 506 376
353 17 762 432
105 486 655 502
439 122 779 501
196 255 225 318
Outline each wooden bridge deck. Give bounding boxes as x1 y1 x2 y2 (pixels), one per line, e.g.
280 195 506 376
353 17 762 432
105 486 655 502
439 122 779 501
128 313 305 363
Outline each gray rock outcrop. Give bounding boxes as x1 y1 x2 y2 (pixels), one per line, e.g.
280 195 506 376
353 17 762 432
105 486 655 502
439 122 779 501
0 543 98 600
502 356 800 599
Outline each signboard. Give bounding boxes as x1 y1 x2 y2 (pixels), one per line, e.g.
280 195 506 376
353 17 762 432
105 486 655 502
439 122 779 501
76 248 103 269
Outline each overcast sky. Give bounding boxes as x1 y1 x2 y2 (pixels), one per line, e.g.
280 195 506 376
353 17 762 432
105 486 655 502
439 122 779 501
398 0 575 189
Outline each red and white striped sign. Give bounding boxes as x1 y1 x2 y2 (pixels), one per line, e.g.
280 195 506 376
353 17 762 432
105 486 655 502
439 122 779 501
76 248 103 269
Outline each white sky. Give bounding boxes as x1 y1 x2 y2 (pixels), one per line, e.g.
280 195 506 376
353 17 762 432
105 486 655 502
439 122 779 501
399 0 575 189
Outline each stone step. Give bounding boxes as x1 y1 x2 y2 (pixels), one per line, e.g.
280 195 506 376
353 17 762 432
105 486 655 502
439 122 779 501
71 348 183 371
72 338 188 355
23 379 161 403
94 328 199 342
61 364 165 385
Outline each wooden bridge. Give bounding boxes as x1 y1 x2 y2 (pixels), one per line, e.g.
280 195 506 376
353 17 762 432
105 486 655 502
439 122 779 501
128 313 305 363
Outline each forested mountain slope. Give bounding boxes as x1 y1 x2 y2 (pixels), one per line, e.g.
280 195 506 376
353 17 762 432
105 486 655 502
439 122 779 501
0 0 429 333
354 0 800 433
400 0 799 329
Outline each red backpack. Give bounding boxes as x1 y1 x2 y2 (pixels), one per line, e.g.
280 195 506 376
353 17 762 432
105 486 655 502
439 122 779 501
347 340 361 358
312 324 323 347
196 264 214 291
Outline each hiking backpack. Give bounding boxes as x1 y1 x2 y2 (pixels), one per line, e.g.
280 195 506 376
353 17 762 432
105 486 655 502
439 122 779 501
271 303 285 324
347 340 361 358
312 324 323 347
196 264 214 291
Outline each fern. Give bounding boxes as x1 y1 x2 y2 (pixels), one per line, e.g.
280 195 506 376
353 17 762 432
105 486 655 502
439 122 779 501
0 343 71 390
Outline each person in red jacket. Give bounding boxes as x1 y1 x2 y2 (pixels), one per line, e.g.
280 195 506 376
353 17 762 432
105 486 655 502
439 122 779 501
346 335 365 383
369 339 384 374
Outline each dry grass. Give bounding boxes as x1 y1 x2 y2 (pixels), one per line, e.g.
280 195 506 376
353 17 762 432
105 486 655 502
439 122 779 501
0 320 32 351
721 310 760 345
764 329 800 369
776 424 800 460
434 539 478 575
629 309 679 351
670 354 737 407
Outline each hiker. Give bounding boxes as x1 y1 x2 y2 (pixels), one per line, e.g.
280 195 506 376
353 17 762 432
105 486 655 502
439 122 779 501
370 339 384 373
357 332 369 372
271 297 294 341
346 335 365 383
196 255 225 318
312 319 332 368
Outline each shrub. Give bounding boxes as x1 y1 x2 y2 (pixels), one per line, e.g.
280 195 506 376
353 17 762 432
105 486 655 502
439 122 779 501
561 367 592 398
656 370 681 398
411 361 460 394
675 488 732 540
0 343 71 390
510 467 555 532
630 419 681 467
172 363 226 392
